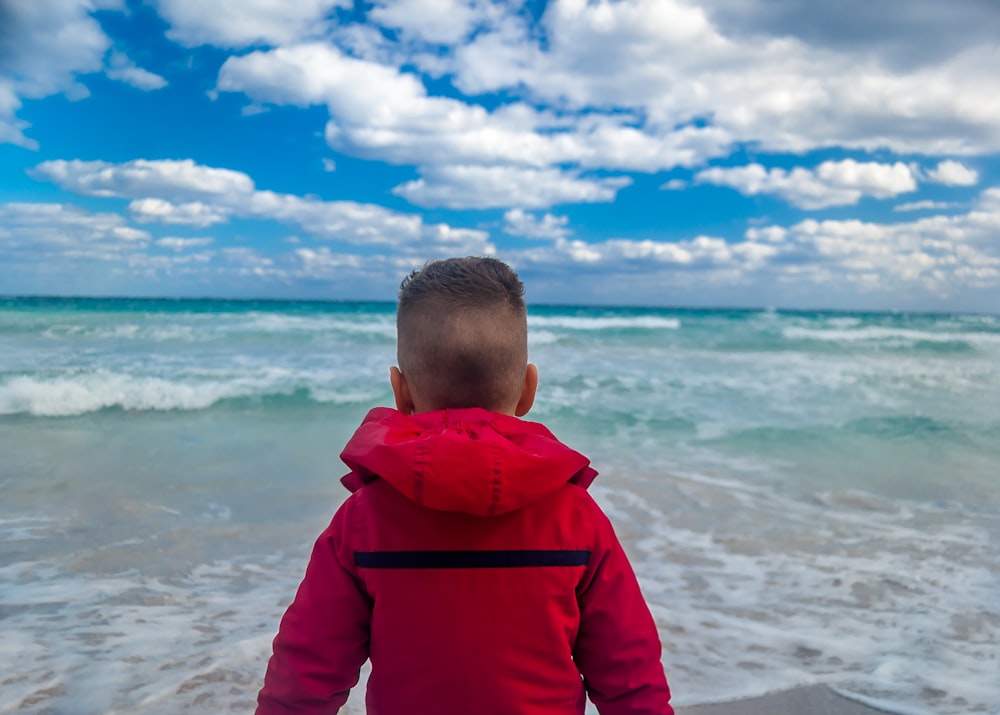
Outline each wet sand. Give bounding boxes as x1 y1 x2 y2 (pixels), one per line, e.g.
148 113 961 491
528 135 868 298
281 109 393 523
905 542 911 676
677 685 896 715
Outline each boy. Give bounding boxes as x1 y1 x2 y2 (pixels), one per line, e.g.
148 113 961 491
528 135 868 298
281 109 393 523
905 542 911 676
256 257 673 714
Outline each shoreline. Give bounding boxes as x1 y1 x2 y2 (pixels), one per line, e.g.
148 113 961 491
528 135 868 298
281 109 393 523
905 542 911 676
676 686 902 715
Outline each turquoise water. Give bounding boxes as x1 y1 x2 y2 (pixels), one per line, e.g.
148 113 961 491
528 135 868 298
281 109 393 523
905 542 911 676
1 298 998 714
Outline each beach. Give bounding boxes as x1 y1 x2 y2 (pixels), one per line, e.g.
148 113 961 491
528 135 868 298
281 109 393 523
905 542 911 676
677 685 896 715
1 298 999 714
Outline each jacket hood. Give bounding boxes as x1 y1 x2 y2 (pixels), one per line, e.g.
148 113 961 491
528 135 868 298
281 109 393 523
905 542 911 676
340 407 597 516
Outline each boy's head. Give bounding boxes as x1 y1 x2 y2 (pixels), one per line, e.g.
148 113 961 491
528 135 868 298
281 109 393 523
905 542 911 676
391 257 537 416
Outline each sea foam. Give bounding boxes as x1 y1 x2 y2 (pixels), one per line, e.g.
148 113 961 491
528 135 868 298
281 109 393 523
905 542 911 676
529 315 681 331
2 299 998 714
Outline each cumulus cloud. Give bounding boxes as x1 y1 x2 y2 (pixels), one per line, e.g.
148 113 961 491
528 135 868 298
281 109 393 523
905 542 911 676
0 0 113 148
105 51 168 91
206 0 1000 221
294 246 363 274
503 209 571 240
291 249 439 297
0 202 150 262
925 160 979 187
696 160 917 209
156 237 215 251
368 0 498 45
31 158 493 253
0 200 417 295
215 42 726 208
218 43 587 170
220 246 274 268
894 200 958 213
446 0 1000 156
129 199 229 226
532 234 775 270
245 189 493 252
8 1 1000 306
218 43 544 165
776 212 1000 291
0 200 227 294
977 187 1000 210
698 0 1000 71
7 179 1000 307
33 159 257 199
393 166 632 209
154 0 349 48
510 186 1000 304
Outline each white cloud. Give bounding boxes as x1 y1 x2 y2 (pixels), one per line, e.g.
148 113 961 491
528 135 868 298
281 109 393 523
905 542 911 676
291 250 440 297
926 160 979 186
154 0 349 48
446 0 1000 156
744 226 787 243
978 187 1000 210
514 234 770 284
394 166 632 209
775 212 1000 291
209 2 1000 219
244 189 493 252
0 0 112 148
696 160 917 209
894 200 958 213
503 209 571 240
7 180 1000 308
322 158 336 172
218 44 559 167
570 121 733 172
215 42 727 208
0 87 31 146
510 182 1000 303
698 0 1000 71
369 0 497 45
32 158 493 253
221 246 274 267
8 2 1000 307
0 200 425 295
105 51 168 91
129 198 230 226
0 202 151 259
156 237 215 251
33 159 257 199
815 160 917 197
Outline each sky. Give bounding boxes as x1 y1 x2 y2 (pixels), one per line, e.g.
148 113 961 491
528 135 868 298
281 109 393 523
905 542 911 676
1 0 999 311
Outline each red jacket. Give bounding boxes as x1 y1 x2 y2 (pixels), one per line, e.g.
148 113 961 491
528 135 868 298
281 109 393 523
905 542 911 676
257 407 672 715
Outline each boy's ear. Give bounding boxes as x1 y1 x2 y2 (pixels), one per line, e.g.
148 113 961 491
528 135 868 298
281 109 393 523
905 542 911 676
514 363 538 417
389 366 415 415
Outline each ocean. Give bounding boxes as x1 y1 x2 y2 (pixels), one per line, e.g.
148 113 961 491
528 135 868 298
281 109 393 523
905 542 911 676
1 297 998 714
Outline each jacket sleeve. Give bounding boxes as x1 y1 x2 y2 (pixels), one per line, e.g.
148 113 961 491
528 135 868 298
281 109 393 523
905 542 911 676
574 502 673 715
256 503 371 715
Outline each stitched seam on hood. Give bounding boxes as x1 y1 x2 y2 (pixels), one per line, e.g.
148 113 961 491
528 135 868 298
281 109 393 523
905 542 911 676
486 435 503 517
413 439 426 506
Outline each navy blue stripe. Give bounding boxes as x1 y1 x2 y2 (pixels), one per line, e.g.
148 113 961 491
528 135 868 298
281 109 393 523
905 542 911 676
354 550 591 569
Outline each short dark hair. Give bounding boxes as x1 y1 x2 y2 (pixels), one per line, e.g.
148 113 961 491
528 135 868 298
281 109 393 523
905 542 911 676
397 257 527 411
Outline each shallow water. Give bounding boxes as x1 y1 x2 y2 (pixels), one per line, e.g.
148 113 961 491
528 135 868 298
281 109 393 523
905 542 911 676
1 299 998 714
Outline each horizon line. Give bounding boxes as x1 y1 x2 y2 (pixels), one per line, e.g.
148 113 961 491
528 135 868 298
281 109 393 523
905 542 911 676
1 294 996 318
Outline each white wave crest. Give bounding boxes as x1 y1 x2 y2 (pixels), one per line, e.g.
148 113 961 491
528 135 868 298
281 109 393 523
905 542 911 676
240 312 395 338
0 372 241 416
40 315 397 343
783 325 1000 346
0 368 388 417
527 330 560 346
528 315 680 331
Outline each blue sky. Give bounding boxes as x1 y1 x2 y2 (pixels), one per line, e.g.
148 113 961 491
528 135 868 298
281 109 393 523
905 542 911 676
1 0 999 311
